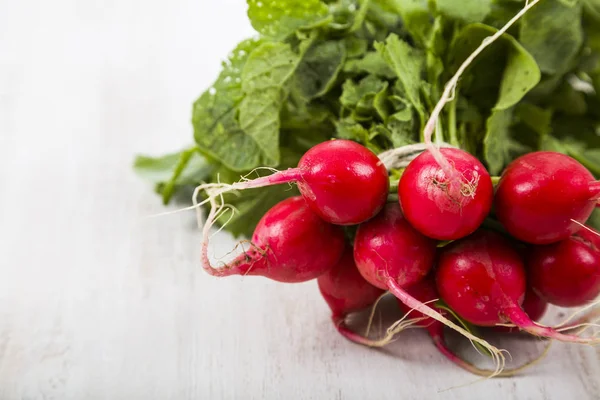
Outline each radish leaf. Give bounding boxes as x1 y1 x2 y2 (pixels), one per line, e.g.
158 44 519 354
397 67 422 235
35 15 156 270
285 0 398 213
247 0 331 40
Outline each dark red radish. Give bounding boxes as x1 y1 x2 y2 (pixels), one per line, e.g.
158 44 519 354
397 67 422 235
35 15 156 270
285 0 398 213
527 226 600 307
436 230 598 344
399 148 493 240
197 139 389 226
354 203 505 368
201 196 344 282
494 288 548 333
495 152 600 244
318 247 386 346
354 204 437 290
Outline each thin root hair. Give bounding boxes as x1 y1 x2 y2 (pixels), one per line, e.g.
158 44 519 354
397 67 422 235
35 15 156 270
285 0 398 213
571 219 600 238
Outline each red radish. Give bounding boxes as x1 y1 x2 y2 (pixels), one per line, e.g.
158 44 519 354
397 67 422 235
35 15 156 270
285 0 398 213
353 203 506 369
399 148 493 240
527 226 600 307
436 230 598 344
196 139 389 226
494 288 548 333
201 196 344 282
495 152 600 244
318 247 386 346
354 203 437 290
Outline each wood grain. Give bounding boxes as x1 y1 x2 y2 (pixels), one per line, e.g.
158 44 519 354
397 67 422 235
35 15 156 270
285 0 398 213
0 0 598 399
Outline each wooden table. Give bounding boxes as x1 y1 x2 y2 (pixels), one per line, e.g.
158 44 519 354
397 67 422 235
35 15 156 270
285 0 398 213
1 0 598 398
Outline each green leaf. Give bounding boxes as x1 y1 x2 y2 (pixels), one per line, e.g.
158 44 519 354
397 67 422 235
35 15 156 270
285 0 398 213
373 83 391 121
367 0 405 33
343 51 396 78
193 38 266 172
344 36 369 58
388 0 432 46
294 40 347 100
593 72 600 98
548 81 588 116
519 0 584 75
545 116 600 176
133 148 214 204
585 0 600 21
448 24 540 111
351 0 373 31
436 0 492 23
133 148 212 185
484 108 532 174
388 108 416 146
239 42 303 167
485 1 523 30
340 75 388 113
494 32 541 110
375 34 425 126
281 97 334 133
559 0 580 7
335 118 383 152
247 0 331 40
514 103 553 138
335 118 369 140
328 0 357 32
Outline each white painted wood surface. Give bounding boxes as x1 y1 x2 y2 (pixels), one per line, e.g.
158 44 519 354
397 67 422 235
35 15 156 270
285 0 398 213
0 0 599 398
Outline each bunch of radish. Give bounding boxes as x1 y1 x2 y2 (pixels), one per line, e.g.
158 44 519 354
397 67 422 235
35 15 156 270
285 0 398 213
192 1 600 377
196 137 600 376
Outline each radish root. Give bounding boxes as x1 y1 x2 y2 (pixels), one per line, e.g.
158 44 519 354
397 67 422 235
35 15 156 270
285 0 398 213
197 186 263 275
334 314 425 347
335 292 426 348
364 292 390 337
571 219 600 239
436 336 552 379
385 274 508 376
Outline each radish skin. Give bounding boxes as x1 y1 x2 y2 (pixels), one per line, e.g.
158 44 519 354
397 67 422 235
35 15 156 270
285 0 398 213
399 148 493 240
202 196 345 282
437 230 599 344
494 288 548 334
318 248 386 345
495 152 600 244
527 226 600 307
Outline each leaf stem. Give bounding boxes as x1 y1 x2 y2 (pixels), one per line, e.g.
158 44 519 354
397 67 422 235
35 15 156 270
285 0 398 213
161 146 199 204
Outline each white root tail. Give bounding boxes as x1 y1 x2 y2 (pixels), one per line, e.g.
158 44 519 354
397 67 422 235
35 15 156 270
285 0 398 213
386 275 508 377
